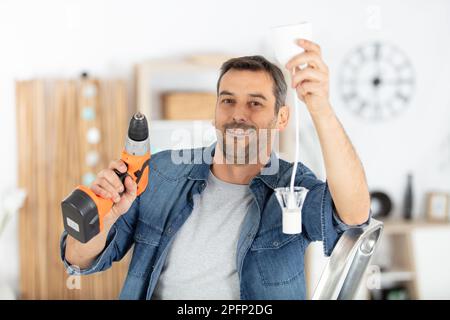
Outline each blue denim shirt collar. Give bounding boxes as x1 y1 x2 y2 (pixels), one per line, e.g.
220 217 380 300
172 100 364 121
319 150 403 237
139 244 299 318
186 143 280 189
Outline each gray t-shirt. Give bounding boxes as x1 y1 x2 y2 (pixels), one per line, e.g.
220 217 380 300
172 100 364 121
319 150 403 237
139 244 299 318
152 170 253 300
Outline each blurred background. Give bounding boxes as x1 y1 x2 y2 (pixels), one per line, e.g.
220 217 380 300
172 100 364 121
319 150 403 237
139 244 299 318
0 0 449 300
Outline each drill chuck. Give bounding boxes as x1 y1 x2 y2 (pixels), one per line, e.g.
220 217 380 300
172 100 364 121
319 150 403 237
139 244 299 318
128 112 148 142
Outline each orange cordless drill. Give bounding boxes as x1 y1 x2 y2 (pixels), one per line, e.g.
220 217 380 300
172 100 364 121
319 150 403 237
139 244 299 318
61 112 151 243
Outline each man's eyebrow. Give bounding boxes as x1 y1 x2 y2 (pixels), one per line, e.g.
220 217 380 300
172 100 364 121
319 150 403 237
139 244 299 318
219 90 234 96
248 93 267 101
218 91 267 101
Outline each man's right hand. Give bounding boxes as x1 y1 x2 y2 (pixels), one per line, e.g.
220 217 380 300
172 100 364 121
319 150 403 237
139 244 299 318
91 159 138 220
65 159 137 269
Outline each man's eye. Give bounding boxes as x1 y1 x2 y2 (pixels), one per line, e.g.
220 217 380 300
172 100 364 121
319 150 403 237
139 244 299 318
222 99 234 104
250 101 261 107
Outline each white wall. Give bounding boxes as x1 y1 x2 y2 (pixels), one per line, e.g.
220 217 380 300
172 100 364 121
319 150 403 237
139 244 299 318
1 0 449 297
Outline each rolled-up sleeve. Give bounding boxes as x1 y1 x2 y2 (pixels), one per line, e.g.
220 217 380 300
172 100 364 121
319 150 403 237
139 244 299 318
299 165 371 256
332 206 371 234
60 199 140 275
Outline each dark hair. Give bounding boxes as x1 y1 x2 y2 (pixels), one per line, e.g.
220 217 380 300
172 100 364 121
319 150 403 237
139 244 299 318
216 55 287 113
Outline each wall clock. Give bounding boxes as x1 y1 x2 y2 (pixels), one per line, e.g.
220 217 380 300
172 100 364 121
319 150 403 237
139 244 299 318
338 42 415 121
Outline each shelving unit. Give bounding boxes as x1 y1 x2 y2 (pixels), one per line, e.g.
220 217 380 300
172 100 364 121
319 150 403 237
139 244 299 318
134 55 234 152
369 219 450 300
136 55 232 121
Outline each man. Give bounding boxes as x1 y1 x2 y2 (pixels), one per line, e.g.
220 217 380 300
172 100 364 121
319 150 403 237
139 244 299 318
61 39 371 300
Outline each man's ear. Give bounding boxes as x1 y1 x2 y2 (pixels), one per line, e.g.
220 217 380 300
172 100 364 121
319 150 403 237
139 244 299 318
276 105 290 131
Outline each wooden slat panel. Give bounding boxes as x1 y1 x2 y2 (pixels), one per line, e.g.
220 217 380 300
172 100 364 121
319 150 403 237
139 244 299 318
17 78 131 299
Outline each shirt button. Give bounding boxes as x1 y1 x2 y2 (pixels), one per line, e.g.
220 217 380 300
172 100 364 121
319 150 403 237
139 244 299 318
167 228 172 235
273 241 279 247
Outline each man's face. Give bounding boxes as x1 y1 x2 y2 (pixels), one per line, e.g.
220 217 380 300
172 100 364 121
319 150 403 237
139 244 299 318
215 69 287 165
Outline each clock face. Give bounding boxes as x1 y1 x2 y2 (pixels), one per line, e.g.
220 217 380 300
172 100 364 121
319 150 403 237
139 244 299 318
338 42 415 120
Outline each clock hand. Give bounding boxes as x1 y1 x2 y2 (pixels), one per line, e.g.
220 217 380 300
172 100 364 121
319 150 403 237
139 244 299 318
373 42 383 89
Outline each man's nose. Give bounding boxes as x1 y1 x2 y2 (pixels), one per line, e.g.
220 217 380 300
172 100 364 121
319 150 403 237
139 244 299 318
232 103 249 123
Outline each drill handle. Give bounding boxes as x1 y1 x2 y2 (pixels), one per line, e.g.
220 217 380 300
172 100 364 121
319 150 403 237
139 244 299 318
113 169 130 196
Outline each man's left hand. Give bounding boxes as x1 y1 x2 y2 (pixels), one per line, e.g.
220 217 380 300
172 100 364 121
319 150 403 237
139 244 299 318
285 39 330 115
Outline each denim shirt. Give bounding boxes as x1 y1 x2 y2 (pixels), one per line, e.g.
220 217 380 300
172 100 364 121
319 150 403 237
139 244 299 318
60 144 369 300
